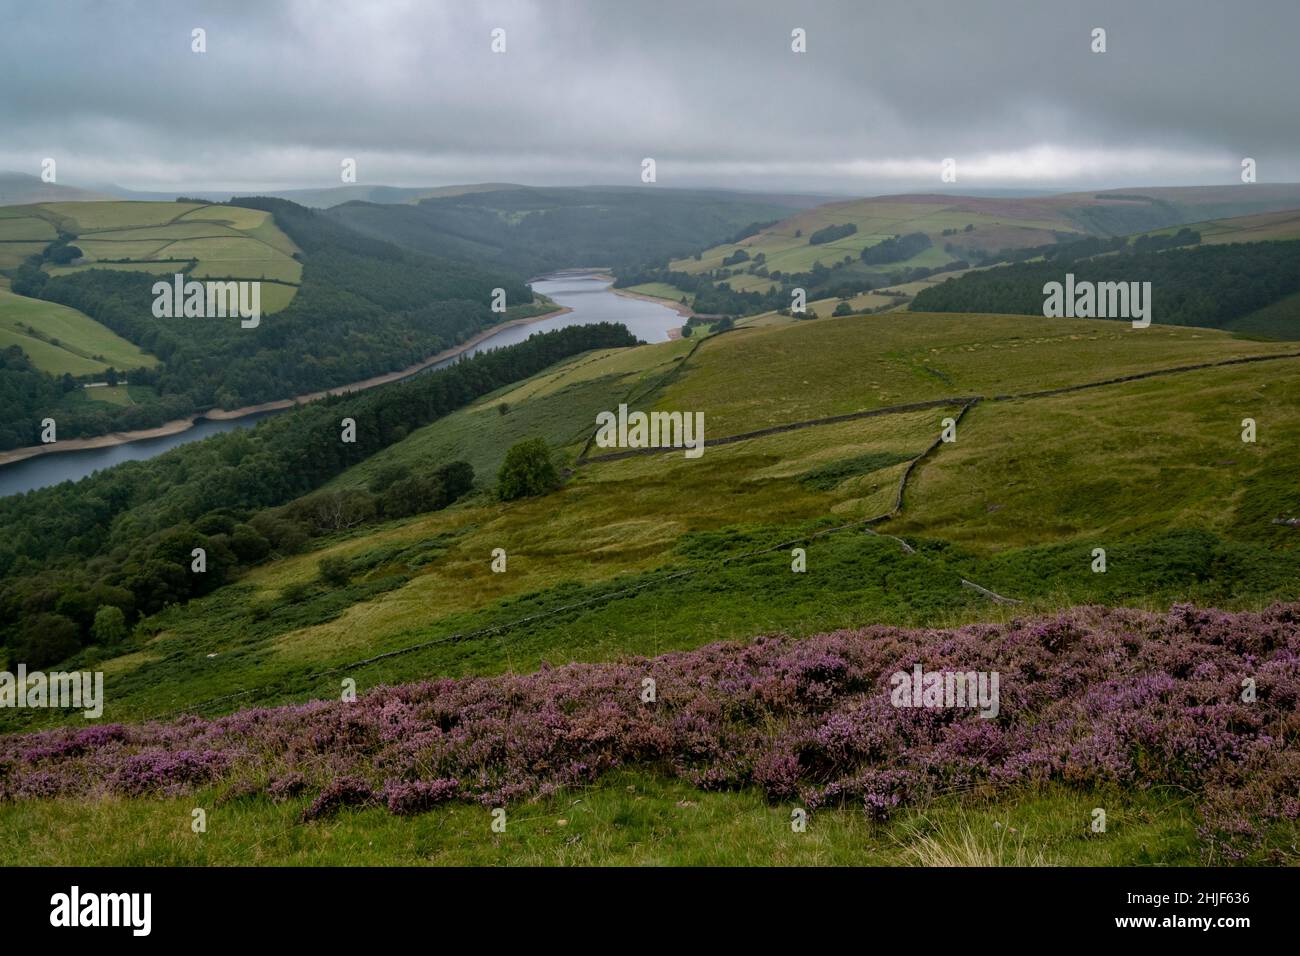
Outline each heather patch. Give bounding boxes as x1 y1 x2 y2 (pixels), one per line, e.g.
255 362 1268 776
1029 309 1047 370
1 603 1296 862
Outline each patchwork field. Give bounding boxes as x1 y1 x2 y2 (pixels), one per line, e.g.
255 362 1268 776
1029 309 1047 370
0 200 303 313
667 195 1090 296
1145 208 1300 245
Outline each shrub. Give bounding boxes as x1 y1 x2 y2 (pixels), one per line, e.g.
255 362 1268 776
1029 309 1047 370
497 439 560 501
12 614 81 668
281 580 312 603
318 555 352 587
368 463 411 494
89 606 127 644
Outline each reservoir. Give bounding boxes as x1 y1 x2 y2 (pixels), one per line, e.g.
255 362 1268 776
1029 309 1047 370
0 272 682 497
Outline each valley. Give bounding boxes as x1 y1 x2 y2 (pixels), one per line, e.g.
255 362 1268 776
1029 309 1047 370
2 185 1299 869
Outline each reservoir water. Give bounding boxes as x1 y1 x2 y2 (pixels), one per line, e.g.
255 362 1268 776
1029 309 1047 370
0 272 682 497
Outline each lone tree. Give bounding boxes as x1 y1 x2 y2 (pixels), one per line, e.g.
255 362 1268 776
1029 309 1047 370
91 605 128 644
497 438 560 501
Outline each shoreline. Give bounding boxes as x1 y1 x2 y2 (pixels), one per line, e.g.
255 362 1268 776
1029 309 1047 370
605 282 696 320
0 305 573 467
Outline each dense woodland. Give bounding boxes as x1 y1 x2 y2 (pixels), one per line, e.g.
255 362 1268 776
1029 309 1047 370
860 232 931 264
808 222 857 245
911 239 1300 330
0 198 532 448
328 186 802 276
0 322 637 666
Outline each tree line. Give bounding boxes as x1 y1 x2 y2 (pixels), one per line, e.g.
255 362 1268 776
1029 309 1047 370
910 239 1300 331
0 322 638 666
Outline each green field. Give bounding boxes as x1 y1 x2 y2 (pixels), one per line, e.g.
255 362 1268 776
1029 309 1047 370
656 311 1295 435
189 258 304 285
0 288 157 374
78 383 157 406
0 216 57 241
37 200 199 231
46 260 187 278
626 282 695 305
1144 208 1300 245
1 200 303 313
670 196 1085 290
0 242 47 270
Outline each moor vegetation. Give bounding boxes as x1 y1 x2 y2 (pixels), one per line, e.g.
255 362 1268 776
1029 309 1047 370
3 604 1296 864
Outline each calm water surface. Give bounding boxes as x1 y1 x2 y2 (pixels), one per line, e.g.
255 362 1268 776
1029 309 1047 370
0 272 680 497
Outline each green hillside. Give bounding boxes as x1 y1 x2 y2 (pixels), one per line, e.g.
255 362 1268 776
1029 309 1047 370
5 191 1300 868
0 197 543 449
0 288 156 375
630 185 1300 317
7 310 1296 725
327 185 820 277
3 305 1298 864
6 200 304 307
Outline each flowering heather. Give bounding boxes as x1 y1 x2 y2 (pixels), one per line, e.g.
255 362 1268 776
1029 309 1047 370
1 604 1297 860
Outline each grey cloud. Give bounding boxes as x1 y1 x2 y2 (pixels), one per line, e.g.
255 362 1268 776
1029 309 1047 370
1 0 1295 192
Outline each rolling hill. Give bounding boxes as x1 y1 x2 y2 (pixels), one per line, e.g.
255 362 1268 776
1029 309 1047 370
2 300 1298 864
0 197 546 449
3 199 305 310
327 185 829 277
631 184 1300 315
0 171 114 207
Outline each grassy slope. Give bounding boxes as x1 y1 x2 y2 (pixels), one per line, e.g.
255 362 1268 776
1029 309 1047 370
0 775 1199 866
675 187 1300 304
5 309 1299 864
1226 290 1300 340
655 311 1296 434
11 311 1297 726
890 359 1300 553
6 200 303 312
0 287 157 374
626 282 695 305
668 194 1094 298
0 200 304 381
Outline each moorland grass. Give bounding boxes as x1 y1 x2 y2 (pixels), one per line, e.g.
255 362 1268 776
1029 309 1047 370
0 773 1204 867
656 311 1296 435
890 359 1300 552
13 313 1300 729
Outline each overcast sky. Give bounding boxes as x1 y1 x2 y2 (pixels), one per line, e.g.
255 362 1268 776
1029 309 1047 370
3 0 1296 195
